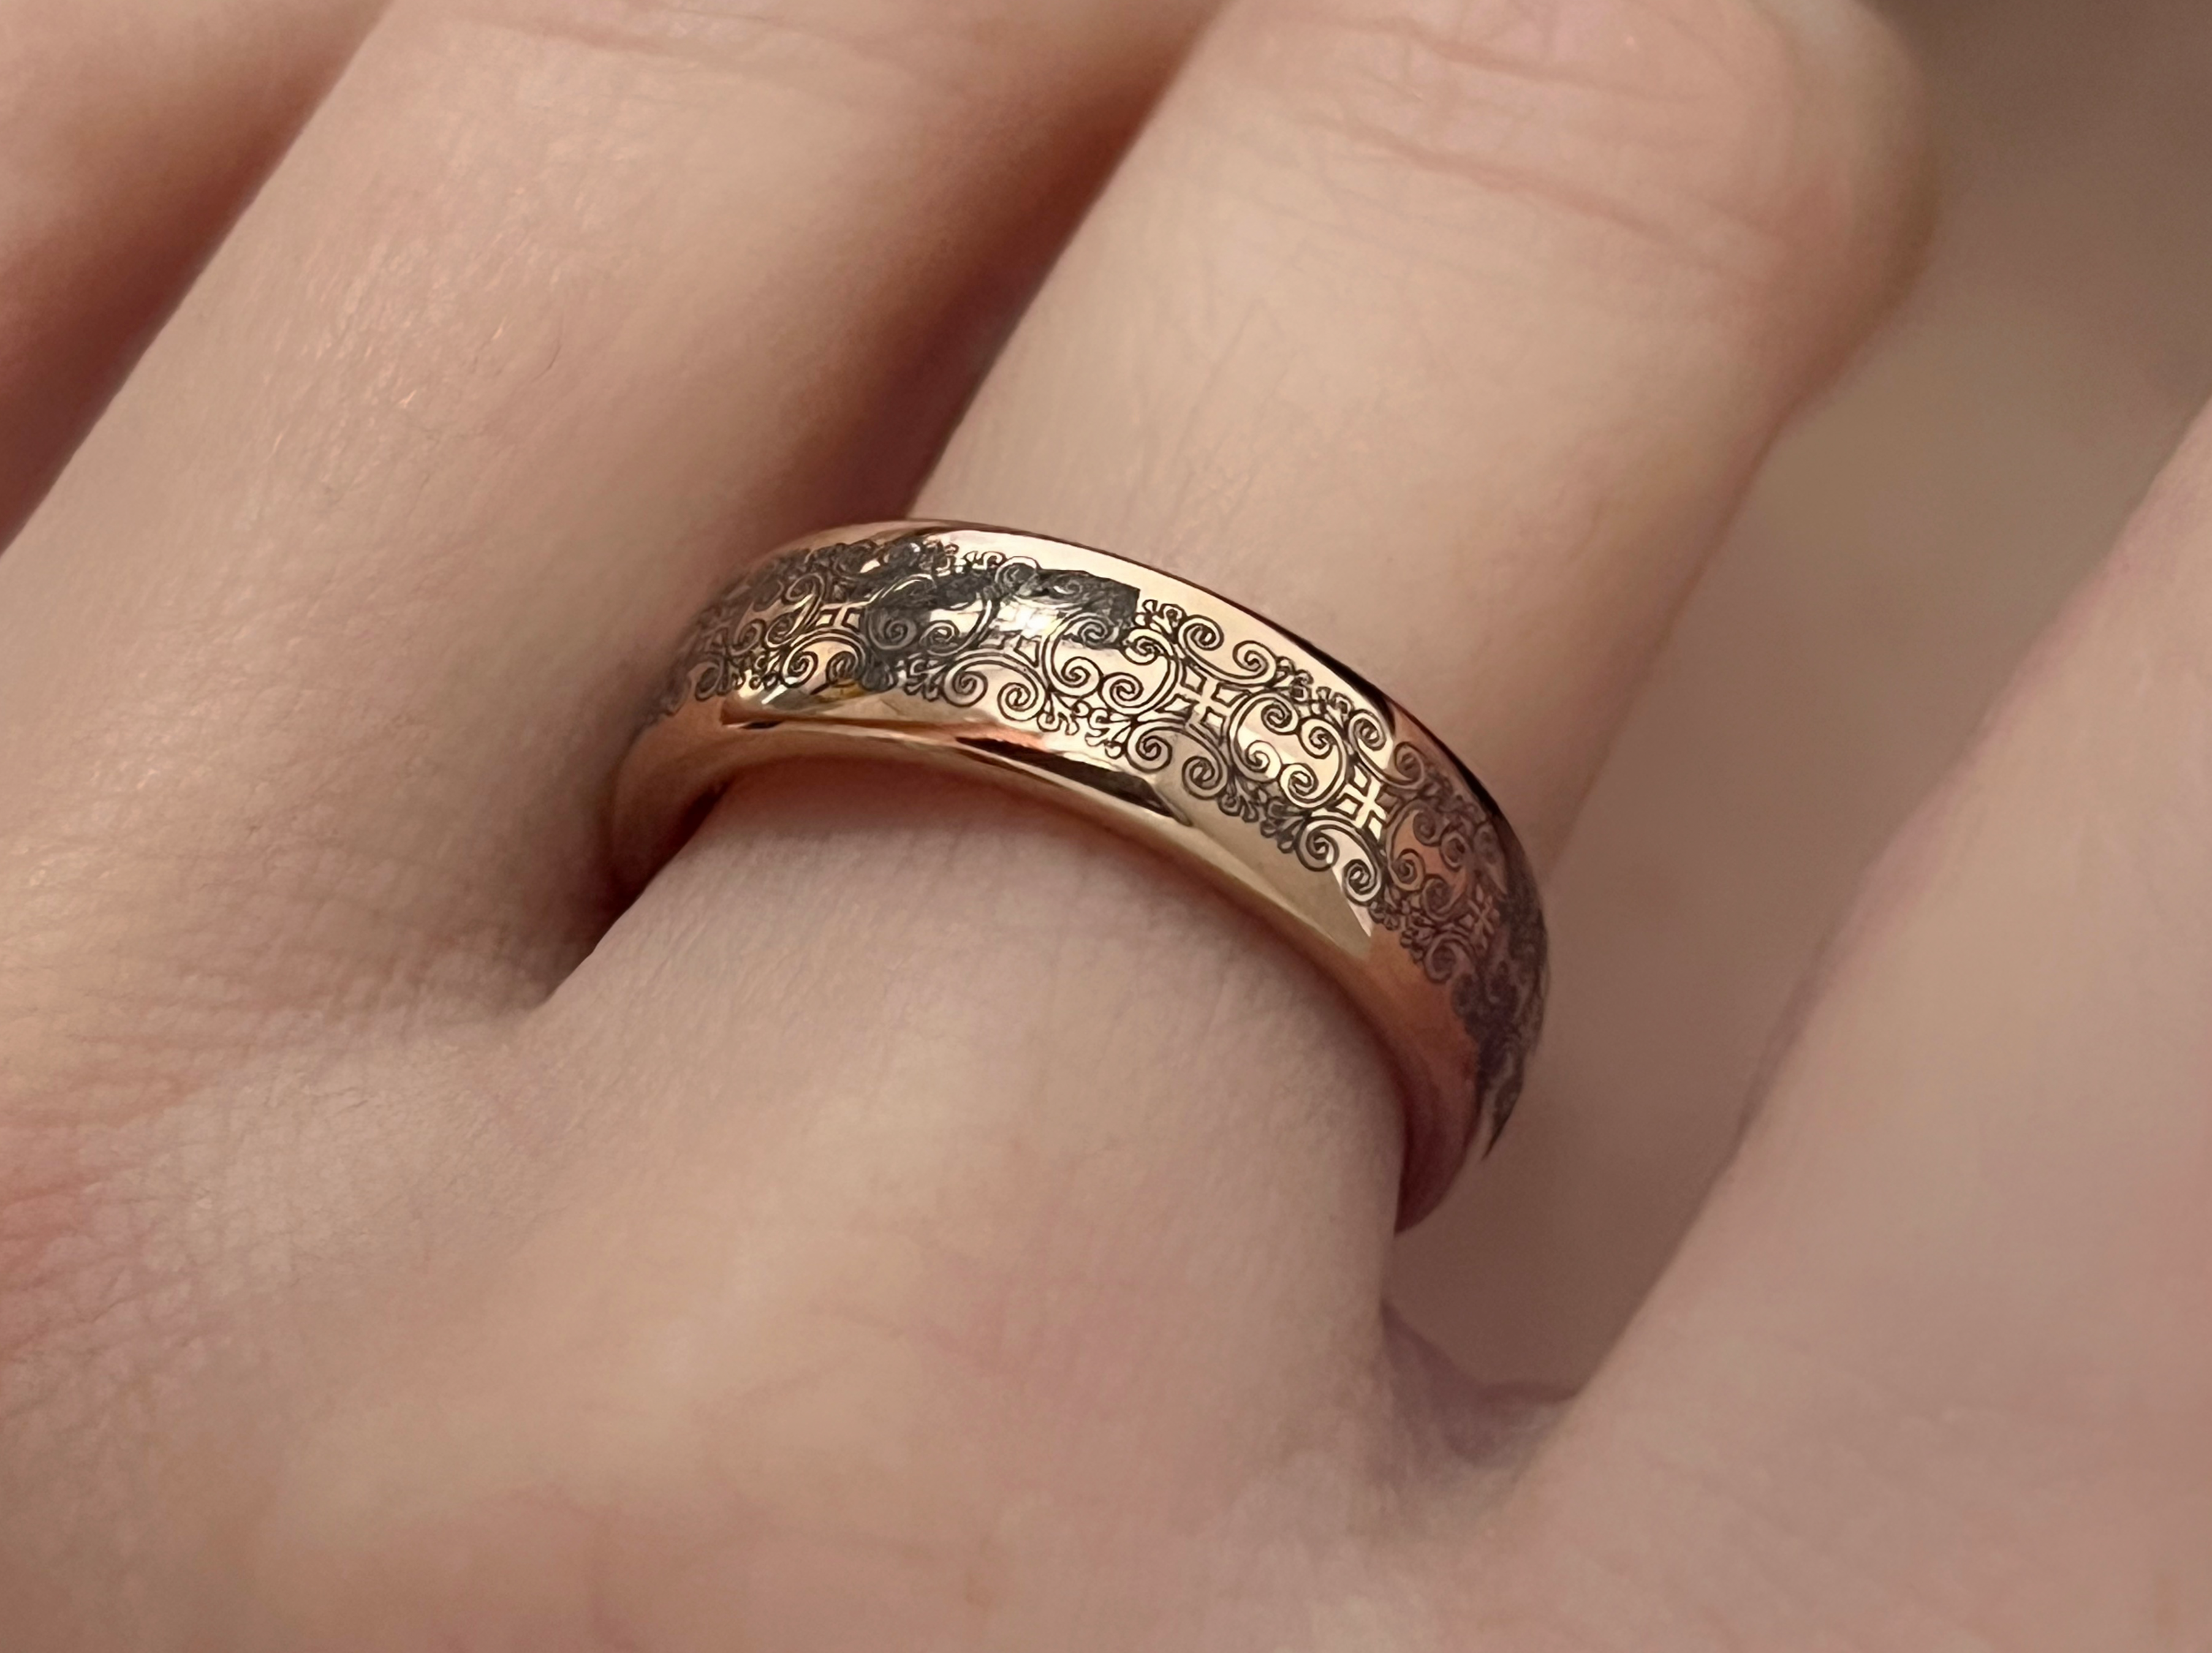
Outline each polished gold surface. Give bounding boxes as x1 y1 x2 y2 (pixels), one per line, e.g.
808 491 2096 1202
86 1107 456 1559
613 523 1546 1224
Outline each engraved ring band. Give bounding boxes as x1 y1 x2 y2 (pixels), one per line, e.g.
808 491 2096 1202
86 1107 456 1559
612 523 1548 1225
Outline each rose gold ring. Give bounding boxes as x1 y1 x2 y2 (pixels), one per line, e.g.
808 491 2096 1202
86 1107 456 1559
612 522 1547 1225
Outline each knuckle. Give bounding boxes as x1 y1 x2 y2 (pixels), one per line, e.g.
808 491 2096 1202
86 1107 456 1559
1241 0 1926 307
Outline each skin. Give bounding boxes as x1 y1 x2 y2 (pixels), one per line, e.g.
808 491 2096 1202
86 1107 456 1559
0 0 2205 1645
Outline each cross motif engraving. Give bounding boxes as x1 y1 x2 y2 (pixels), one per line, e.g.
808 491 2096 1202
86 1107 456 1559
816 599 873 635
977 596 1051 646
1339 757 1398 840
1167 667 1244 741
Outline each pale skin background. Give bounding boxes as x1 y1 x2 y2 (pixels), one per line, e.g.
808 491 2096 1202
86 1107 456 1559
2 0 2211 1647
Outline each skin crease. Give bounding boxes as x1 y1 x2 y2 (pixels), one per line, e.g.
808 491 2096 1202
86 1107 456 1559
0 1 2206 1650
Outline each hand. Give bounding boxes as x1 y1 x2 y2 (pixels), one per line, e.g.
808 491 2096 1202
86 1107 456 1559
1 0 2201 1646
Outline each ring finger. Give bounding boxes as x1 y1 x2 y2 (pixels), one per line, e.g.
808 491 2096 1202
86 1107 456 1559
524 0 1928 1624
590 0 1930 1330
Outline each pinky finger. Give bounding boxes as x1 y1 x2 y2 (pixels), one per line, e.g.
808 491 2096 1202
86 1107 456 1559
1468 410 2212 1642
0 0 383 545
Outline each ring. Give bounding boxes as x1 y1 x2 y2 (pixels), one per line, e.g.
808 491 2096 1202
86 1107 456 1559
613 522 1547 1225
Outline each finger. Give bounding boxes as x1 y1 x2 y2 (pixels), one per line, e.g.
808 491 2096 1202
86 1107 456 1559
922 0 1931 863
0 0 384 545
545 0 1926 1577
1477 415 2212 1641
0 0 1216 1050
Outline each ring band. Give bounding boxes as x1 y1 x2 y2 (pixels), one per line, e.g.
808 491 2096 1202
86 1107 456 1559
613 523 1547 1224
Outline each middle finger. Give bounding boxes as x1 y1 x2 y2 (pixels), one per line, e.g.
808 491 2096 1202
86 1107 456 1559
0 0 1214 1048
